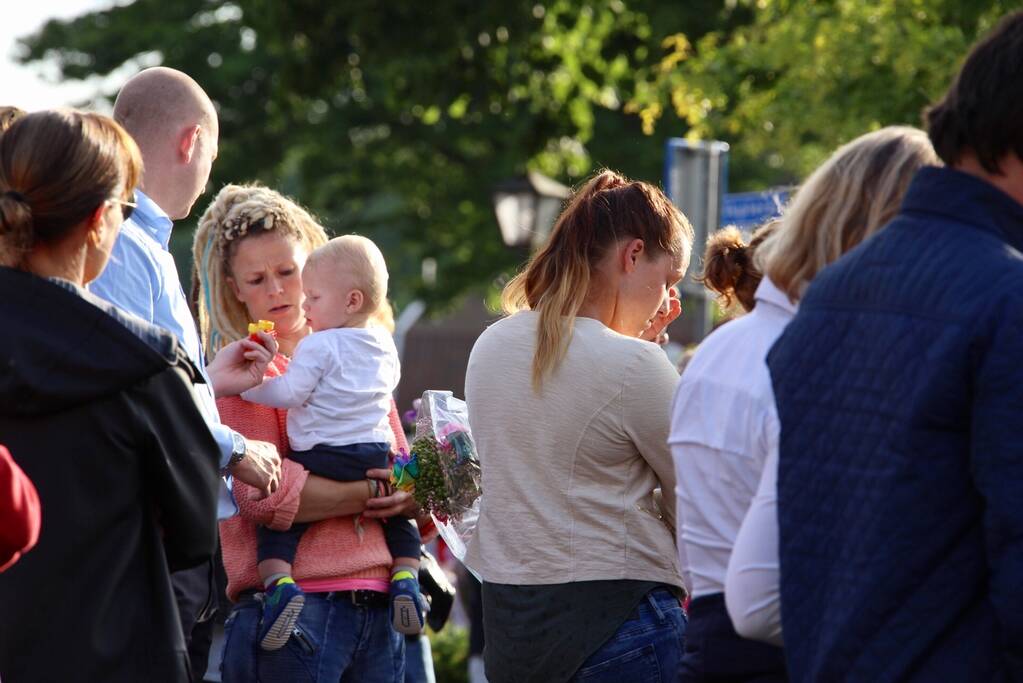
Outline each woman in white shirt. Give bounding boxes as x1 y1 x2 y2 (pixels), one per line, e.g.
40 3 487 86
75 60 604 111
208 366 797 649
670 126 938 681
465 169 692 683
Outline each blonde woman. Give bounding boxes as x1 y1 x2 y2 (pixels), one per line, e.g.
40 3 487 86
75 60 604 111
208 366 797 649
464 169 692 683
668 126 938 682
192 184 422 682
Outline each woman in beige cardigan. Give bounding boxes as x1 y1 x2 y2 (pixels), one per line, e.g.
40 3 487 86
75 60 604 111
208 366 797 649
465 169 692 683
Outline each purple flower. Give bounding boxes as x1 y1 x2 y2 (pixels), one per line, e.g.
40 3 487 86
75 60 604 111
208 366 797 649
394 448 412 467
403 399 421 428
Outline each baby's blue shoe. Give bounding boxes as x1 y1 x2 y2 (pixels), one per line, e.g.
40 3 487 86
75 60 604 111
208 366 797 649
390 571 426 635
259 577 305 651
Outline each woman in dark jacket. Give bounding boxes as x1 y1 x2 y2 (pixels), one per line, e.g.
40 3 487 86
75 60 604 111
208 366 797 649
0 109 222 682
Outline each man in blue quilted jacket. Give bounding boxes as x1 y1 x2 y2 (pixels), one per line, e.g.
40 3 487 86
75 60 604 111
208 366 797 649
767 12 1023 682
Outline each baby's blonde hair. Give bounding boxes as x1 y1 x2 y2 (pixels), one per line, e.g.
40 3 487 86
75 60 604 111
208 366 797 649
371 299 396 333
192 183 328 358
306 234 389 316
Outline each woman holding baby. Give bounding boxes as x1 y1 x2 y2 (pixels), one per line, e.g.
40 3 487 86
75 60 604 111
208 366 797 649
193 184 425 682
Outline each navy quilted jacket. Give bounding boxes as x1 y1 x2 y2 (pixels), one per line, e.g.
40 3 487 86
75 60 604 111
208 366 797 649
767 167 1023 682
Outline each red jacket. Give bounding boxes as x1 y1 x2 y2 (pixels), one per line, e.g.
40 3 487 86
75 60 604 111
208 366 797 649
0 445 40 572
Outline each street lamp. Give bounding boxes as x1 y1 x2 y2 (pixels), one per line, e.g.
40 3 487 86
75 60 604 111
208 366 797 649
492 171 572 250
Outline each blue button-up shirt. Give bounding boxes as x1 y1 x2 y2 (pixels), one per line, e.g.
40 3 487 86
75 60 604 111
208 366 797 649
90 190 238 518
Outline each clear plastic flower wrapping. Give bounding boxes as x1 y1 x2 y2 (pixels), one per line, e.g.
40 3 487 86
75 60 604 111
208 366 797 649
394 390 482 571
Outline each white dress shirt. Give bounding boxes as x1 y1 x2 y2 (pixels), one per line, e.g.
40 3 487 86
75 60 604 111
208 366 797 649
242 326 400 451
725 436 783 645
668 277 796 600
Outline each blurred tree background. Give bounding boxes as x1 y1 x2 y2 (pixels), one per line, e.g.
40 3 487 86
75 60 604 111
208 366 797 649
17 0 1014 313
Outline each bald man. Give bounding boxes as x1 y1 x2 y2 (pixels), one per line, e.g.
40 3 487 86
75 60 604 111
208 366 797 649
89 67 281 680
110 67 219 220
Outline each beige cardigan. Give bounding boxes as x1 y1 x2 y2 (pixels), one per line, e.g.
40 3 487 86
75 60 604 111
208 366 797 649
464 311 683 588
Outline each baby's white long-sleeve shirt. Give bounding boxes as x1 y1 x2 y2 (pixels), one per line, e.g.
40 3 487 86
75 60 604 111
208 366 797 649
242 327 400 451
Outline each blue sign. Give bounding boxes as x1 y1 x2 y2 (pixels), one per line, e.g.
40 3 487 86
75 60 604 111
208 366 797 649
721 188 789 228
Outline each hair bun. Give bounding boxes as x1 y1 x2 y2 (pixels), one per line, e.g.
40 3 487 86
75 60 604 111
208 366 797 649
0 188 34 259
700 226 748 292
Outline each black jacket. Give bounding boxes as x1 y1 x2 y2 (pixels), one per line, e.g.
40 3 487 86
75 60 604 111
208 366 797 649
0 267 221 682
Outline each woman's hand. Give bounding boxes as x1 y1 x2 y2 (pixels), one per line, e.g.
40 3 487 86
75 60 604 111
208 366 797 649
293 476 374 523
362 468 422 519
207 332 278 398
640 287 682 346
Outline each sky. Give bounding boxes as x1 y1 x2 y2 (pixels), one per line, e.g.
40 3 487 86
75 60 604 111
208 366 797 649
2 1 118 112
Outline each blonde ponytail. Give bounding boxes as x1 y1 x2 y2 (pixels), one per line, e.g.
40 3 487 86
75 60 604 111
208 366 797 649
503 169 693 391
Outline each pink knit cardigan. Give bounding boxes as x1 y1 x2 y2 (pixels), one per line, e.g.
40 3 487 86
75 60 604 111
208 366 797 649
217 354 409 602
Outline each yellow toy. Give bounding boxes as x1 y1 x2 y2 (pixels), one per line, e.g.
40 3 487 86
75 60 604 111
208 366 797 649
247 319 275 340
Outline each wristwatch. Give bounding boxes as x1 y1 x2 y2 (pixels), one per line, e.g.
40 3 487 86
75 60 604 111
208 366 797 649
227 431 247 471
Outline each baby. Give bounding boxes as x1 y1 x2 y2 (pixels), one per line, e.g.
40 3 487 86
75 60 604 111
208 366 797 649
242 235 423 650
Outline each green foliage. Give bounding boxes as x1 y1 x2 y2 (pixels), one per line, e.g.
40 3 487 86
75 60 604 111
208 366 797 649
427 626 470 683
22 1 1005 304
17 0 734 311
632 0 1017 189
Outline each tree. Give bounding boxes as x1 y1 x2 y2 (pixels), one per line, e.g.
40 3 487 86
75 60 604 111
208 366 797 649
18 0 738 310
632 0 1016 190
22 1 1013 306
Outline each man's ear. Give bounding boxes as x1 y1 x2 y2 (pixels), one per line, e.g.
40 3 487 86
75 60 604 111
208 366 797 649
621 238 645 274
178 125 201 163
346 289 365 313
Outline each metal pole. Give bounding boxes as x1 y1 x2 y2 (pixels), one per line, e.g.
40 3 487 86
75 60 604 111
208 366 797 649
663 138 730 343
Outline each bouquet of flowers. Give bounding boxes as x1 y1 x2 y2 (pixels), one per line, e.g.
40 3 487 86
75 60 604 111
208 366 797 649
392 390 481 562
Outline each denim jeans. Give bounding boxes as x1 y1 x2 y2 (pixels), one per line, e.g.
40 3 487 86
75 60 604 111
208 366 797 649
569 588 688 682
403 635 436 683
221 591 405 683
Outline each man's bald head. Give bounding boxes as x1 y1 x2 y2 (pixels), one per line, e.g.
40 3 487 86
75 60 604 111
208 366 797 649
114 67 217 145
113 67 219 220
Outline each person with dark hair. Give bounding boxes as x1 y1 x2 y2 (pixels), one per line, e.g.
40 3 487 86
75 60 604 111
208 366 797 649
0 109 232 681
765 11 1023 681
465 169 691 683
